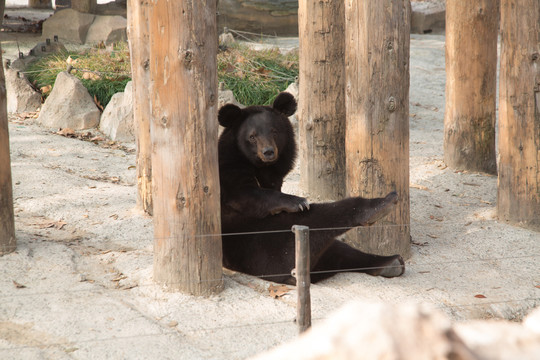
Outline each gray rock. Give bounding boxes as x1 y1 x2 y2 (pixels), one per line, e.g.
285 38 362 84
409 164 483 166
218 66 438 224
411 2 446 34
251 301 478 360
38 71 101 130
4 67 42 114
42 8 95 44
29 40 67 57
99 81 134 142
85 15 127 45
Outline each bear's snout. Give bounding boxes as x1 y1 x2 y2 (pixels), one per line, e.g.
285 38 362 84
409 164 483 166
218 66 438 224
260 146 278 163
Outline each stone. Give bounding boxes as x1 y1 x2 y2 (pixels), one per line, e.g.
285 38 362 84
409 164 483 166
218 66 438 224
411 2 446 34
250 301 477 360
37 71 101 130
85 15 127 45
28 40 67 57
3 66 42 114
218 84 242 109
219 31 235 47
525 307 540 335
42 8 95 44
99 81 134 142
456 320 540 360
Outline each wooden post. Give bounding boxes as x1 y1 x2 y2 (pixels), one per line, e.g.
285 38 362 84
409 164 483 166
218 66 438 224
0 44 16 255
497 0 540 230
298 0 346 201
344 0 411 258
148 1 223 294
444 0 499 174
127 0 153 215
28 0 52 9
71 0 97 13
293 225 311 333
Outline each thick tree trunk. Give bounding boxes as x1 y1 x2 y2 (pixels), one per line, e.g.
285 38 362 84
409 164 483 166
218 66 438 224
298 0 346 201
444 0 499 174
0 4 15 256
148 1 223 294
71 0 96 13
127 0 152 215
344 0 411 258
29 0 52 9
497 0 540 230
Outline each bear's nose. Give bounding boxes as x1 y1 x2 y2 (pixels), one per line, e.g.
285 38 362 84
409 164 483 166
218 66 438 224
262 147 275 159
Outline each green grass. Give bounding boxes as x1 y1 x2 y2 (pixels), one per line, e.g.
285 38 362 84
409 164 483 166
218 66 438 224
25 43 131 108
217 44 298 106
24 41 299 108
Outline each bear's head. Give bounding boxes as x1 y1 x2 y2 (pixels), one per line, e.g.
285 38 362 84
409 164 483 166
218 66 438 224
219 92 297 167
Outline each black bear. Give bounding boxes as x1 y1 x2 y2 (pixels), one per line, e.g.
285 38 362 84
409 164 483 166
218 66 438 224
218 92 404 285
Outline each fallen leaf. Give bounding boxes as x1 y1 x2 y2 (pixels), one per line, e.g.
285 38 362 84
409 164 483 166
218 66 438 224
426 234 438 239
110 214 119 220
410 184 430 191
268 284 291 299
57 128 75 137
474 294 487 299
535 285 540 289
168 321 178 327
128 165 136 170
40 85 52 94
13 280 26 288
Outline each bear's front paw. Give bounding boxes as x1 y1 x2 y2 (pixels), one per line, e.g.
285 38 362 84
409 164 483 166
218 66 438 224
270 196 310 215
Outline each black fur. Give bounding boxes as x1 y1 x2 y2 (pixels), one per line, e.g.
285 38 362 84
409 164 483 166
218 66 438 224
218 92 405 284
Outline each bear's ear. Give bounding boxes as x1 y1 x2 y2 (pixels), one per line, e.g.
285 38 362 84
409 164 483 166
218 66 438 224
272 92 297 117
218 104 243 128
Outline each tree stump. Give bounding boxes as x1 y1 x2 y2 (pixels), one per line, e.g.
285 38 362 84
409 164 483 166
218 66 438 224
444 0 499 174
148 1 223 295
298 0 346 201
497 0 540 230
345 0 411 258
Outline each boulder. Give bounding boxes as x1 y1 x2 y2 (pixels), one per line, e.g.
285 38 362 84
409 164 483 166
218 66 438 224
455 320 540 360
4 67 42 114
42 8 95 44
38 71 101 130
250 302 477 360
29 40 67 57
99 81 134 142
85 15 127 45
411 2 446 34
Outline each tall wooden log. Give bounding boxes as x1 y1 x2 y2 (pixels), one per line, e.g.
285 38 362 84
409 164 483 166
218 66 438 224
345 0 411 257
148 1 223 294
71 0 96 13
127 0 153 215
497 0 540 230
28 0 51 9
444 0 499 174
0 45 16 255
298 0 346 201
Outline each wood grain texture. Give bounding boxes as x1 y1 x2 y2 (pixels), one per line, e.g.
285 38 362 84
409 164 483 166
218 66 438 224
298 0 346 201
128 0 153 215
149 0 223 295
345 0 411 258
497 0 540 230
444 0 499 175
0 45 16 255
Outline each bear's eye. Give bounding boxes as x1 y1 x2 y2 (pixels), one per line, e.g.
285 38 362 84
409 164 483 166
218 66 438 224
249 134 256 142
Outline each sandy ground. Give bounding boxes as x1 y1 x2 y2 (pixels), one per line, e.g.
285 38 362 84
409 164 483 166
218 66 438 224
1 26 540 360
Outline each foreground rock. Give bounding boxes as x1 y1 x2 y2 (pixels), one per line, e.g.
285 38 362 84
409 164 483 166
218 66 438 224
251 301 540 360
37 71 101 130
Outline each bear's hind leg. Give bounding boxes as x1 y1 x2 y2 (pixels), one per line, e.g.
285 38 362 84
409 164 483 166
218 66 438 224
310 240 405 283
